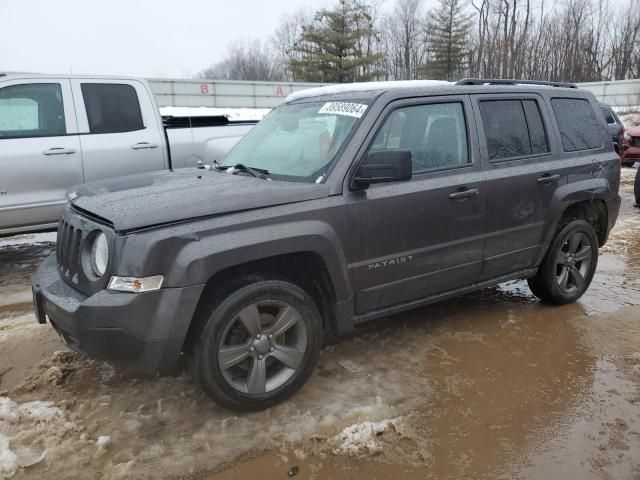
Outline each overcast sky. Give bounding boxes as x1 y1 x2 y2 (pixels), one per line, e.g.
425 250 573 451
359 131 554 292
1 0 629 80
0 0 331 78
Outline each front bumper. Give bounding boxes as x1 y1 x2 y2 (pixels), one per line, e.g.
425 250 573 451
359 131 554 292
32 254 204 374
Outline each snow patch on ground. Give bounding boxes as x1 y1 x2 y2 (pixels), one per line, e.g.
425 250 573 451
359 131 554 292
0 433 18 479
0 397 63 423
0 396 83 478
330 418 402 457
617 110 640 127
0 232 56 248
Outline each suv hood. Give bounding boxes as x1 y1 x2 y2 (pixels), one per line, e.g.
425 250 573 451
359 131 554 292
71 168 330 232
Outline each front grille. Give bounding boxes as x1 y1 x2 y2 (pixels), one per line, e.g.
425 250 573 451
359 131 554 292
57 218 83 283
56 208 112 296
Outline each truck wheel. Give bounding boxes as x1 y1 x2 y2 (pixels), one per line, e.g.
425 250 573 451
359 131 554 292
635 167 640 206
189 278 323 411
527 220 599 305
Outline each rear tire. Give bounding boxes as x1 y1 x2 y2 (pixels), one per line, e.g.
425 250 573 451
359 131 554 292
189 277 323 411
528 220 599 305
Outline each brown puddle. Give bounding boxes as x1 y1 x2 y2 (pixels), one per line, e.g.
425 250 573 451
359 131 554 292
208 301 640 480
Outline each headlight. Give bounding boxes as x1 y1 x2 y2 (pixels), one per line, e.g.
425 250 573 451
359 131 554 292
90 232 109 277
108 275 164 292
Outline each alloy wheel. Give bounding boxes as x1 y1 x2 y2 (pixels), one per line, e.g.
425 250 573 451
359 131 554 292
217 300 307 395
555 231 593 294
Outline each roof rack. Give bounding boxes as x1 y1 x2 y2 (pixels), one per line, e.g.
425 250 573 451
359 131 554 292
455 78 577 89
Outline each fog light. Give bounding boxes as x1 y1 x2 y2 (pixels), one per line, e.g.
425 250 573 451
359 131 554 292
108 275 163 293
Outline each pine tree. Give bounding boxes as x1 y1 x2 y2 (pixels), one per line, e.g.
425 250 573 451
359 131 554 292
290 0 383 83
424 0 472 80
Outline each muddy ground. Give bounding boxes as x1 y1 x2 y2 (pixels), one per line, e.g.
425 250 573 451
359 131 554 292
1 169 639 480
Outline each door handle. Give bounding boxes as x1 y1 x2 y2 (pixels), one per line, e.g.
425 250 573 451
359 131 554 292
42 147 76 156
449 188 480 200
537 174 560 184
131 142 159 150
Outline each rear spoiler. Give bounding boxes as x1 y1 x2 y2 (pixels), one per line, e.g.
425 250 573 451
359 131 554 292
162 115 258 128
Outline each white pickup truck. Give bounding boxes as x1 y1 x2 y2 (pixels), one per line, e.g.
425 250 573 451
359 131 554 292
0 73 256 236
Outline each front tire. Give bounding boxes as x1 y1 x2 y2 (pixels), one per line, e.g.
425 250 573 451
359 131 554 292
528 220 599 305
189 278 323 411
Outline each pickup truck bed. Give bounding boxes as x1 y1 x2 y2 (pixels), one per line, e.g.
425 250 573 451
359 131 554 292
163 116 254 169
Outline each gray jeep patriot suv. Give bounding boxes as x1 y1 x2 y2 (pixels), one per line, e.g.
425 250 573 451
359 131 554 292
33 79 621 411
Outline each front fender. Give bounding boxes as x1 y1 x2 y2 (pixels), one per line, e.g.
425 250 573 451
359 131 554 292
166 220 353 302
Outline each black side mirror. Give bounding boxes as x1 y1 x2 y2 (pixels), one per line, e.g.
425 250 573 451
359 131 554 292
352 149 412 189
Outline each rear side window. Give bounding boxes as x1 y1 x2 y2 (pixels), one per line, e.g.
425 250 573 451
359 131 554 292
0 83 66 138
81 83 144 134
552 98 602 151
370 102 470 173
479 99 550 160
600 106 615 124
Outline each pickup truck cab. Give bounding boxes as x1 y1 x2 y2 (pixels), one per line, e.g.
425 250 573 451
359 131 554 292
0 73 254 235
32 79 621 411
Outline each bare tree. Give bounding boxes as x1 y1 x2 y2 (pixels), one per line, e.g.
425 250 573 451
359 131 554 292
609 1 640 79
271 9 312 81
198 0 640 84
199 39 284 81
382 0 426 80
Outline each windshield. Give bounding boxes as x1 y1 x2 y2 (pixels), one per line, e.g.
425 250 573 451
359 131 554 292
221 100 368 182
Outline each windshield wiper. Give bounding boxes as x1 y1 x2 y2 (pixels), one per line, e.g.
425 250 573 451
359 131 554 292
217 163 270 179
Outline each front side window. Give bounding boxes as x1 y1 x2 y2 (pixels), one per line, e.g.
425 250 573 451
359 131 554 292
221 100 367 182
479 99 550 160
81 83 144 134
0 83 66 138
370 102 470 173
552 98 603 152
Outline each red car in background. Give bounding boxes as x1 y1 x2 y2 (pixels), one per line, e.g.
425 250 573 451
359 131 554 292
622 124 640 167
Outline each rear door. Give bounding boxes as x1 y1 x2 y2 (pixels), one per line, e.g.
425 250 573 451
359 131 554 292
472 94 565 280
0 79 82 232
346 95 486 314
70 79 166 182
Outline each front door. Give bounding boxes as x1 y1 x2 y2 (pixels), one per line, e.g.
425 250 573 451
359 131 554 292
346 96 487 314
0 79 82 233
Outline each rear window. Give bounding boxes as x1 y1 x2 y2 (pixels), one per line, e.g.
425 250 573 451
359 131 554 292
81 83 144 134
552 98 603 151
479 99 550 160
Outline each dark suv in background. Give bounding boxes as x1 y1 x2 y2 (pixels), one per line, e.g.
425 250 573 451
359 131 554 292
33 79 621 411
600 102 627 163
